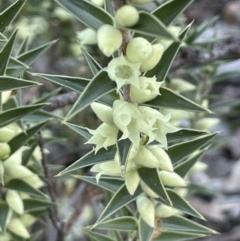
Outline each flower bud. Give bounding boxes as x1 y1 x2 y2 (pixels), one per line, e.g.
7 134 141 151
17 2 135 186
125 170 140 195
86 123 118 153
19 214 36 227
141 181 159 198
6 190 24 215
22 174 44 189
140 44 164 72
90 0 104 7
130 76 162 103
4 146 29 165
136 194 155 227
97 25 122 57
0 161 4 184
3 162 33 179
126 37 153 63
91 102 113 125
128 0 153 4
107 55 141 90
159 170 186 187
77 28 97 45
155 204 179 218
0 143 11 160
54 7 74 21
167 78 195 93
188 161 208 176
196 118 219 131
1 91 11 104
146 145 173 172
115 5 139 27
0 127 15 142
7 217 30 238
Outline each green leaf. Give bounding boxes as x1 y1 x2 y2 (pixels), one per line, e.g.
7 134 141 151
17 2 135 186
73 175 124 192
56 0 114 30
57 146 116 176
17 37 29 56
0 104 47 128
138 168 171 206
95 185 142 225
166 189 204 219
212 71 240 83
167 129 208 142
93 217 138 231
154 231 205 241
210 99 240 112
63 122 91 140
65 71 116 120
0 30 17 75
22 110 56 122
0 0 26 33
81 47 102 75
146 24 191 79
0 203 10 233
22 143 38 166
139 217 154 241
33 88 61 105
145 87 210 113
153 0 194 26
174 148 207 178
23 198 56 212
8 121 48 154
124 11 175 39
116 131 132 169
0 76 39 91
8 57 28 69
84 230 115 241
5 179 46 197
168 133 217 165
161 215 216 235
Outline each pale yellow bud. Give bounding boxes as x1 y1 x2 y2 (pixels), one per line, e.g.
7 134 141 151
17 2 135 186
91 102 113 125
146 145 173 172
4 146 29 165
90 0 104 7
0 161 4 184
155 204 179 218
115 5 139 27
159 170 186 187
140 44 164 72
22 174 44 189
97 25 122 57
125 170 140 195
19 214 36 227
54 7 74 21
188 161 208 176
7 217 30 238
141 181 159 198
77 28 97 45
128 0 153 4
174 187 188 198
136 194 155 227
0 232 12 241
196 118 219 131
0 127 15 142
3 162 33 179
1 91 11 104
126 37 153 63
130 77 162 104
0 143 11 160
6 190 24 215
167 78 195 93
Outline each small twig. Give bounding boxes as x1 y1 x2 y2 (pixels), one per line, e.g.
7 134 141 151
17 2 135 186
36 132 65 241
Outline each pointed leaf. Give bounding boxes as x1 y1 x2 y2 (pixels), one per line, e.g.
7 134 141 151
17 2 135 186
154 231 205 241
8 121 48 154
0 0 26 33
56 0 114 30
73 175 124 193
0 104 47 128
168 133 217 165
174 149 207 178
81 47 102 75
5 179 46 197
161 215 216 235
116 131 132 169
84 230 115 241
33 88 61 105
17 37 29 56
63 122 91 140
94 217 138 231
124 11 175 39
153 0 194 26
167 129 208 142
146 24 191 80
212 71 240 83
66 71 116 120
138 168 171 206
95 185 142 225
139 217 154 241
0 30 17 75
165 189 204 219
0 203 10 233
23 198 56 212
58 146 116 176
210 99 240 112
0 76 39 91
8 57 28 69
145 87 210 112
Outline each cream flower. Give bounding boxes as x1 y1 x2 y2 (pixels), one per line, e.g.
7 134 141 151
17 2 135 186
86 123 118 153
107 55 141 90
138 107 179 148
130 76 162 103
